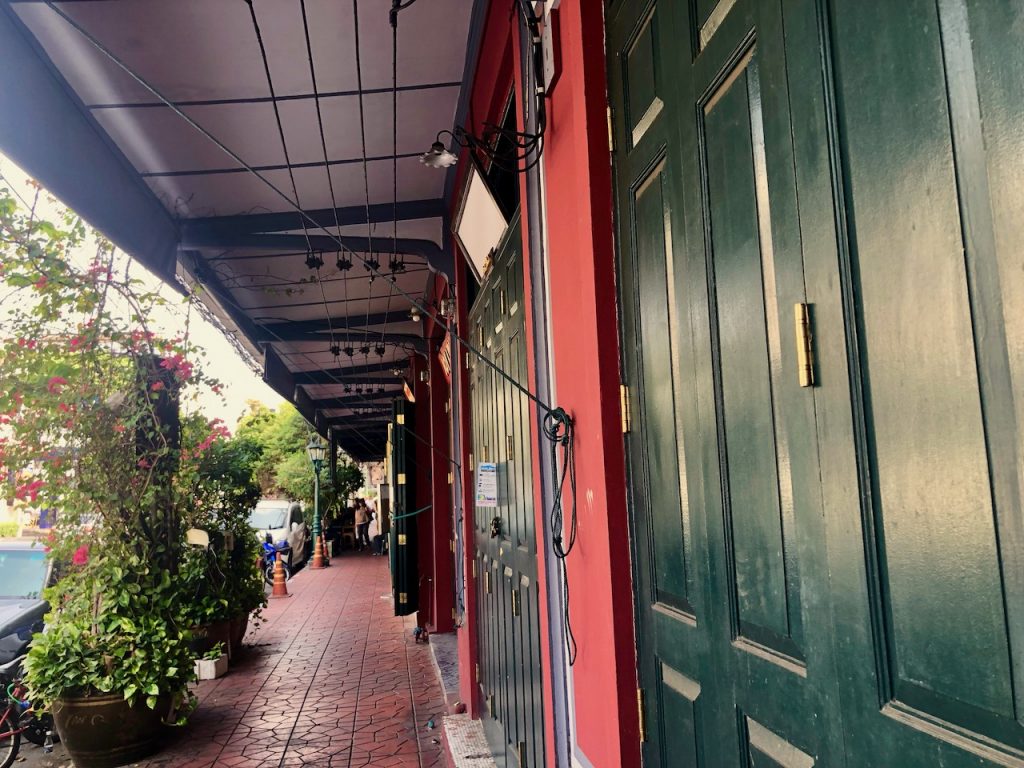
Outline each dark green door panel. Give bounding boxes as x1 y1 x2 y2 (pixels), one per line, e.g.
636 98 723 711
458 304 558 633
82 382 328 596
610 0 842 765
469 216 544 768
702 52 804 660
391 399 417 616
816 0 1024 763
611 0 1024 765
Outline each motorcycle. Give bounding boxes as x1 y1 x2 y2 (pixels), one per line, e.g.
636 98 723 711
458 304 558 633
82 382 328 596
259 536 292 586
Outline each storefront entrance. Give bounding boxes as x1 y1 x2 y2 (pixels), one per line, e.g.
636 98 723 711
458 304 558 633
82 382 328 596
469 215 545 768
609 0 1024 765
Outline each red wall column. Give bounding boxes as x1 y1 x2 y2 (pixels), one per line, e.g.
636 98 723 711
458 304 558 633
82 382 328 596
411 353 434 629
516 2 641 766
454 276 481 717
427 335 455 634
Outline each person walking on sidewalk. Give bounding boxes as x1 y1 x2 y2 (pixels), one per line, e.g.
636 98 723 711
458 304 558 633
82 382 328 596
354 499 371 551
368 511 384 555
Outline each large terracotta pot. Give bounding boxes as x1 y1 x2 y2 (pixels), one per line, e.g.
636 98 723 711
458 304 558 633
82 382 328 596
228 613 249 660
52 693 169 768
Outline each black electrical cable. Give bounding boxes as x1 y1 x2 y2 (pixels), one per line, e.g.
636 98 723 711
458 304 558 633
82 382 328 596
351 0 376 352
378 0 402 351
543 408 578 665
46 0 559 423
298 0 346 352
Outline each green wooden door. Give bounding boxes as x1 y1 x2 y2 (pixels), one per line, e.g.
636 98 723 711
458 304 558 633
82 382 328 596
609 0 1024 765
609 0 842 764
390 398 417 616
810 1 1024 765
468 215 544 768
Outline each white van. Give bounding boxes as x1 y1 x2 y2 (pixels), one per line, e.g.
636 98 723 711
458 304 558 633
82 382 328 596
248 499 307 568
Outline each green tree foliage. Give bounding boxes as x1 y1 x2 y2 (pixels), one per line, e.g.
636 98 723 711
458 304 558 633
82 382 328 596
234 401 365 525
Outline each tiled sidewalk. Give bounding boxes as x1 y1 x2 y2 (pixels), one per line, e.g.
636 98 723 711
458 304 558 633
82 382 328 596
146 553 448 768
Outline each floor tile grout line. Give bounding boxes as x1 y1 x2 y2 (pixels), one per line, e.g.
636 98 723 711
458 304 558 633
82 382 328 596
346 556 380 768
207 562 351 766
405 617 426 767
273 559 360 767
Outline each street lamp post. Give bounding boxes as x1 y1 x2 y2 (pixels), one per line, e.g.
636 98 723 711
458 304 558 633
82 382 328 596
307 438 326 569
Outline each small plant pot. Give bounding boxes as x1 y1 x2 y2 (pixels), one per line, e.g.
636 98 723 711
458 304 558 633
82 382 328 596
52 693 170 768
228 613 249 661
190 619 232 659
194 653 229 680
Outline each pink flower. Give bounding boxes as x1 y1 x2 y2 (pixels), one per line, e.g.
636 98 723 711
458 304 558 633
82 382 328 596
72 545 89 566
69 337 83 351
150 381 165 392
14 479 44 502
159 354 193 382
34 275 47 290
47 376 68 394
113 424 126 434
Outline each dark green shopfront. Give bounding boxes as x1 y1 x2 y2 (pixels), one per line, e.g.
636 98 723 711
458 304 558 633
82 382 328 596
607 0 1024 765
2 0 1022 765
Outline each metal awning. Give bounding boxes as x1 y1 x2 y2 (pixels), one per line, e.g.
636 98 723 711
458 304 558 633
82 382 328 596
0 0 484 460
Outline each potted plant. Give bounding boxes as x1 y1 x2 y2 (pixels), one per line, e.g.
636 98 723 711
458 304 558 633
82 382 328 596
0 180 226 766
179 423 266 661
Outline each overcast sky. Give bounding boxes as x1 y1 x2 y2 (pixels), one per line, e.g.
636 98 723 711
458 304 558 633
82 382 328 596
0 153 285 429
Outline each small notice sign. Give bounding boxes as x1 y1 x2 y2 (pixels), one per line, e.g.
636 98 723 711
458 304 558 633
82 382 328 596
475 462 498 508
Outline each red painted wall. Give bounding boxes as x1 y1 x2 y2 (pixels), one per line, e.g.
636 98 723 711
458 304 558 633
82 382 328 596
516 2 641 766
449 2 640 765
450 0 516 721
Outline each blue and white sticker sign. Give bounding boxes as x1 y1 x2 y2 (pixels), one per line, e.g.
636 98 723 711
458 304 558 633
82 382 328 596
475 462 498 508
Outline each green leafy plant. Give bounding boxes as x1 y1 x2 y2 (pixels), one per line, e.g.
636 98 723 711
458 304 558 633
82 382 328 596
201 643 225 661
0 178 226 719
0 522 19 537
179 418 266 629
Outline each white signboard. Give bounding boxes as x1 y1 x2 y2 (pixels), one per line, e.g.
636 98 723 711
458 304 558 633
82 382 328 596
475 462 498 508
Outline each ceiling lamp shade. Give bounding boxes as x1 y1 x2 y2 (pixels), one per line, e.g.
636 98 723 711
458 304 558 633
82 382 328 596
420 141 458 169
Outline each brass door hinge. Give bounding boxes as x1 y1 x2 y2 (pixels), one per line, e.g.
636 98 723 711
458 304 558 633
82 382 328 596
512 588 521 617
637 688 647 742
399 591 408 604
450 538 456 553
475 662 480 682
485 569 492 594
397 413 405 425
507 434 515 458
487 693 495 717
398 534 407 546
620 384 632 433
447 471 453 485
794 303 815 387
469 452 474 467
607 105 615 152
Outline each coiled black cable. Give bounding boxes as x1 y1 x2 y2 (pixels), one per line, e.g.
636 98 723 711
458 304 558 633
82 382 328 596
543 407 578 665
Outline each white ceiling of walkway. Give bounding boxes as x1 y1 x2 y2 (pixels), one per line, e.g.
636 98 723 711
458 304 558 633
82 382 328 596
7 0 477 458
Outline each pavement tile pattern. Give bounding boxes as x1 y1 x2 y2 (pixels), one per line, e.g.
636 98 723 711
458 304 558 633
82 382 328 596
137 554 448 768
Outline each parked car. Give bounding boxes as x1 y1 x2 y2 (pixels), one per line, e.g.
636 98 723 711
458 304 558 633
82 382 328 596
0 541 51 666
248 499 307 569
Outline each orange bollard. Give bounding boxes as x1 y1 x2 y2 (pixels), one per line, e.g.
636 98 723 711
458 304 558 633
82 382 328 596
268 553 291 599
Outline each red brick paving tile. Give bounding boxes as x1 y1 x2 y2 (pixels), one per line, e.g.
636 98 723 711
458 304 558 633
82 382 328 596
122 554 449 767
